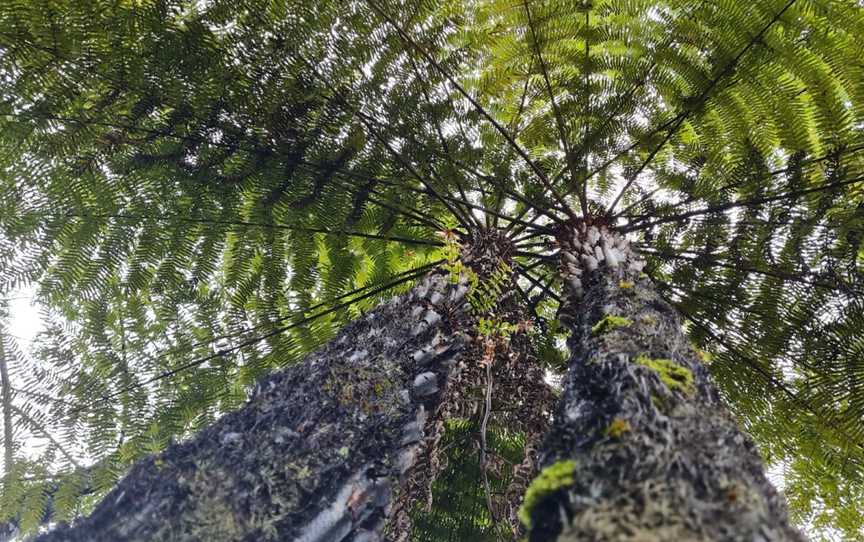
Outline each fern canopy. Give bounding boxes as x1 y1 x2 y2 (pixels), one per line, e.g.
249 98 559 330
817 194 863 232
0 0 862 539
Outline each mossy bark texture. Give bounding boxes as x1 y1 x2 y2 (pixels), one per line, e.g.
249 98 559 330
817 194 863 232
524 223 805 542
33 272 472 542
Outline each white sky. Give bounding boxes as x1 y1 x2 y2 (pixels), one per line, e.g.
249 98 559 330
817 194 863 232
5 286 42 352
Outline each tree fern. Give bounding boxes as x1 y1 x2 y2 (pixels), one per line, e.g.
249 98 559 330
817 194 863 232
0 0 862 539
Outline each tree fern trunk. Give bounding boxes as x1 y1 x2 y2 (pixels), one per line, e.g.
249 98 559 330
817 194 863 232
521 223 804 541
34 271 474 542
0 335 13 480
0 329 17 542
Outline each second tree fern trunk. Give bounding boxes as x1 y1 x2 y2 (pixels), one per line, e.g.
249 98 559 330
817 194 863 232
521 223 804 541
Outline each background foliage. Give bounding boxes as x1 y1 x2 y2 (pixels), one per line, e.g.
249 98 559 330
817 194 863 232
0 0 862 539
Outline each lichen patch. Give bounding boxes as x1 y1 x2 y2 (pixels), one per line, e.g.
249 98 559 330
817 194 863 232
591 315 632 336
518 460 577 528
634 355 695 395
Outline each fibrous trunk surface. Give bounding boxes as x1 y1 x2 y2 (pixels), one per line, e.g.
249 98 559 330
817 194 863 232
523 222 805 542
34 229 553 541
34 271 473 542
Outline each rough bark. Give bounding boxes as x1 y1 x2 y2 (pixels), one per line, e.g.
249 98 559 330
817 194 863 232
0 329 19 542
31 229 551 541
0 336 13 477
392 233 556 539
521 222 805 541
33 270 474 542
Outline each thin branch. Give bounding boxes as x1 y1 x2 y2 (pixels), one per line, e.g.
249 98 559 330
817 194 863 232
480 355 497 522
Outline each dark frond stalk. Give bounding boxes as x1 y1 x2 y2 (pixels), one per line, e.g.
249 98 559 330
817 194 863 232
300 157 549 234
512 280 545 321
516 270 561 303
579 8 591 218
6 89 451 236
327 174 447 231
549 0 711 195
351 111 475 231
515 241 552 250
511 228 551 245
636 245 862 295
614 141 864 220
72 263 439 413
53 212 443 247
522 0 583 216
604 0 801 215
396 144 555 230
403 55 481 229
514 251 555 261
361 192 446 232
5 111 249 156
533 65 654 233
355 116 569 230
289 162 447 231
12 106 554 235
319 146 556 233
344 106 477 227
622 174 864 232
519 225 803 540
65 262 444 415
10 405 80 469
603 114 687 215
506 206 560 240
362 0 576 223
494 73 533 228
